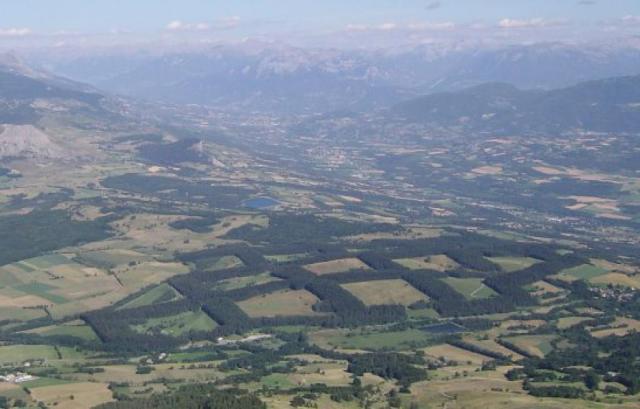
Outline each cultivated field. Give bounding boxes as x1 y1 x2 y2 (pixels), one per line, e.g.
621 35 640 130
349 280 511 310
303 258 370 275
442 277 497 300
341 279 427 306
590 317 640 338
30 382 113 409
393 254 459 272
487 256 541 272
502 335 556 358
423 344 494 365
590 273 640 289
238 289 322 318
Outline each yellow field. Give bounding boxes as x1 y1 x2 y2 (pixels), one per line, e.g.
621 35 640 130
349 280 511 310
557 316 592 330
70 362 224 385
472 165 503 175
462 337 525 361
590 273 640 289
409 372 637 409
237 289 322 318
530 280 564 296
423 344 493 365
30 382 113 409
304 258 371 275
289 365 351 387
341 279 427 306
114 261 189 288
591 317 640 338
393 254 459 272
263 394 361 409
590 259 639 274
111 213 267 253
344 227 442 242
502 335 555 358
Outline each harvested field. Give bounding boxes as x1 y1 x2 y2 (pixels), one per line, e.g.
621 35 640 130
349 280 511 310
590 317 640 338
394 254 459 272
238 289 322 318
341 279 427 306
423 344 494 365
30 382 113 409
502 335 555 358
590 273 640 289
304 258 370 275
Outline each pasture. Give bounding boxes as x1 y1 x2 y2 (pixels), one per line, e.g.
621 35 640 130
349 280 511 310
502 335 556 358
442 277 497 300
118 283 182 310
556 264 609 281
131 310 218 336
487 256 541 272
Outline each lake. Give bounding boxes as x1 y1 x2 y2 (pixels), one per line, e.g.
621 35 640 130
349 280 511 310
244 197 280 209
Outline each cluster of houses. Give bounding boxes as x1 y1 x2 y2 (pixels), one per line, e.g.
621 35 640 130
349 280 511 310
0 372 35 383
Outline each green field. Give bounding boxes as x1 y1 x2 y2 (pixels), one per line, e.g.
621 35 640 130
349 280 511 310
486 256 541 272
20 254 71 269
213 272 279 291
15 282 68 304
312 328 432 351
119 283 182 310
0 345 59 364
202 255 244 272
25 322 99 341
503 335 556 358
77 249 152 269
559 264 609 280
131 310 218 336
442 277 498 300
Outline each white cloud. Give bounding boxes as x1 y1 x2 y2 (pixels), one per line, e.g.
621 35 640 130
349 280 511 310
345 21 455 33
0 27 32 37
166 17 240 32
408 22 455 31
498 18 564 29
622 15 640 24
377 22 398 31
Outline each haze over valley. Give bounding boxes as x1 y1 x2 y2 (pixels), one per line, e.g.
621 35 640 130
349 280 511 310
0 2 640 408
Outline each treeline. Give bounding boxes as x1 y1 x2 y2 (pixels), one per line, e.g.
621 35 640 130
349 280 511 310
168 214 218 233
402 271 515 317
225 213 400 245
516 331 640 395
0 210 114 266
485 255 585 302
305 279 406 325
82 300 197 352
348 353 427 387
95 384 265 409
102 173 253 209
353 231 581 274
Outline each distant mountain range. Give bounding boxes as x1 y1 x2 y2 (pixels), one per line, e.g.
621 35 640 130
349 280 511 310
391 75 640 134
0 53 108 125
35 42 640 114
0 54 121 159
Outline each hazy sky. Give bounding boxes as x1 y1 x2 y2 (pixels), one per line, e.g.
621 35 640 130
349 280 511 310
1 0 639 49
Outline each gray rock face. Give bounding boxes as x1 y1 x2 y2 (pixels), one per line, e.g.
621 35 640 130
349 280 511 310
0 124 62 158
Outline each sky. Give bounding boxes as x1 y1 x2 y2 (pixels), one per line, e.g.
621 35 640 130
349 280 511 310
1 0 639 50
